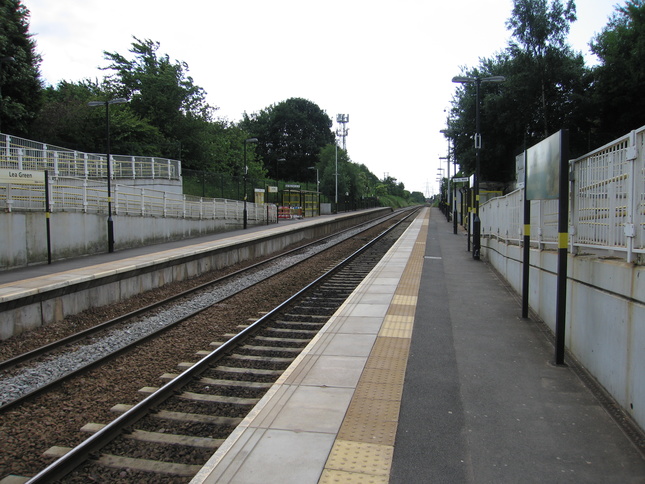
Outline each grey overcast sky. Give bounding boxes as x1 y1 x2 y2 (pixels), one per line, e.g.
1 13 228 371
24 0 618 196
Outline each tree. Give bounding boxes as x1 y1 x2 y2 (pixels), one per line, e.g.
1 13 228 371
318 144 350 200
30 80 103 151
506 0 585 140
240 98 335 181
30 79 168 156
0 0 42 136
102 37 217 169
448 0 590 184
590 0 645 143
409 191 426 204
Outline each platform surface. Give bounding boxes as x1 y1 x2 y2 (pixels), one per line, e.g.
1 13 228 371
190 207 645 483
0 213 340 303
2 208 644 483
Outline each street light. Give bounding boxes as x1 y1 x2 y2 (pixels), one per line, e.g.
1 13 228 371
307 166 319 191
275 158 285 205
308 166 320 216
88 97 129 253
441 128 459 234
276 158 285 181
0 56 16 134
334 140 339 206
439 156 451 222
452 74 505 259
243 138 258 229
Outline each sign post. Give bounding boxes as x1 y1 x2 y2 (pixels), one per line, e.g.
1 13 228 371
525 130 569 365
1 168 51 263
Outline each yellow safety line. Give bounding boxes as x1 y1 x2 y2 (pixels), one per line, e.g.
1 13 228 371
318 208 429 483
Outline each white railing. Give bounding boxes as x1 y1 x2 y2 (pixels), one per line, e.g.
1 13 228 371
480 191 560 248
480 125 645 263
1 133 181 180
0 176 276 223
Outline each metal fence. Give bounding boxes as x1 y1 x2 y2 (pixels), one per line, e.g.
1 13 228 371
0 176 276 222
1 133 181 180
0 133 279 223
480 126 645 263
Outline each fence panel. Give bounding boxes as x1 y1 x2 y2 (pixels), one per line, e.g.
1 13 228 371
480 126 645 262
1 134 180 181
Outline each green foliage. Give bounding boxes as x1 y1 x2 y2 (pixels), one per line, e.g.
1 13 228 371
31 80 166 155
101 37 218 169
29 37 257 177
0 0 42 135
448 0 591 183
240 98 335 181
316 144 384 203
590 0 645 143
506 0 577 59
377 194 415 209
409 191 427 204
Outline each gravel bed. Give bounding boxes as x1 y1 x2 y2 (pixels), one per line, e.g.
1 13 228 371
0 219 396 480
0 222 375 408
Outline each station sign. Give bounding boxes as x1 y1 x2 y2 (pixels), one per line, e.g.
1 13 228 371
0 168 46 185
285 184 301 189
452 177 469 183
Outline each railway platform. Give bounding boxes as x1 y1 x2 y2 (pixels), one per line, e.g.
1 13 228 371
191 207 644 484
1 207 644 483
0 208 390 340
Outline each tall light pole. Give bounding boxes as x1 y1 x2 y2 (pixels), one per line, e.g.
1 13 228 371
275 158 285 182
452 75 505 259
334 141 338 207
276 158 285 205
243 138 258 229
307 166 319 190
88 97 129 253
308 166 319 216
439 155 450 221
0 56 15 134
440 128 458 234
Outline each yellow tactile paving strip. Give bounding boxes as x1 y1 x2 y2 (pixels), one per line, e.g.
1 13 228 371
318 211 429 484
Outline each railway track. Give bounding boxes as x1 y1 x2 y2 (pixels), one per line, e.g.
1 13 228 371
1 208 418 482
0 209 413 412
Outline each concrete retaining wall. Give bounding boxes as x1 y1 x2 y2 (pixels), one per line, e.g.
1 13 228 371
482 237 645 431
0 211 248 271
0 208 392 340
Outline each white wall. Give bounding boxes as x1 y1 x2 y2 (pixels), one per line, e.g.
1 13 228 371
0 211 242 270
481 238 645 431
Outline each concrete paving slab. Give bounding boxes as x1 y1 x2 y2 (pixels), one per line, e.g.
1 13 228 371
269 385 354 433
314 332 377 357
300 355 367 388
334 315 383 334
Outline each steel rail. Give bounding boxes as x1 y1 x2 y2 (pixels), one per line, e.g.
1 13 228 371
0 209 416 412
0 209 405 372
25 208 419 483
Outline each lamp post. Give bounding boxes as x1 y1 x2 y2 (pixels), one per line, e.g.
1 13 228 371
334 141 338 206
276 158 285 182
439 156 451 222
308 166 320 216
276 158 285 205
243 138 258 229
440 128 458 233
452 75 505 259
0 56 15 134
307 166 319 191
88 97 129 253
